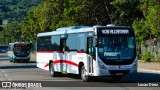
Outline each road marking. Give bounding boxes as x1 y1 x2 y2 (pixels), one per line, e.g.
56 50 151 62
4 74 8 77
138 68 160 73
0 68 12 81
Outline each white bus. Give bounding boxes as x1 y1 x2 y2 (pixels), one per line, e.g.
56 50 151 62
37 25 138 81
8 42 31 63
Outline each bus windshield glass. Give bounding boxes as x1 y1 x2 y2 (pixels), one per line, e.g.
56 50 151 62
98 37 136 60
13 44 30 57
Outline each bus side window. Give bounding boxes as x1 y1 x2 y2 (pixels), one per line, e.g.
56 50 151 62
75 33 86 52
66 34 76 51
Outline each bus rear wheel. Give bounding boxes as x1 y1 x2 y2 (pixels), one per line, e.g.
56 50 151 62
49 62 59 77
81 65 90 82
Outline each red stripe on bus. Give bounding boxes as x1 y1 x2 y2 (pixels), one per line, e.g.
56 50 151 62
44 60 78 68
44 63 49 68
37 51 54 53
77 51 85 53
53 60 79 67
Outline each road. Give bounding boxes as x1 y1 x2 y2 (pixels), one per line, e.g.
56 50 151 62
0 53 160 90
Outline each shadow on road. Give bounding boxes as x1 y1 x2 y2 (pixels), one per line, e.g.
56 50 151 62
28 61 36 63
14 61 36 63
83 72 160 83
122 72 160 83
35 72 160 87
0 65 37 69
62 72 160 83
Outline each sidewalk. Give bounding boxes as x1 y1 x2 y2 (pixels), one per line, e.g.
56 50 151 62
138 60 160 73
30 52 36 61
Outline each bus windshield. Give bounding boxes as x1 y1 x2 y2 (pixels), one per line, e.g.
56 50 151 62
13 45 30 57
98 37 136 60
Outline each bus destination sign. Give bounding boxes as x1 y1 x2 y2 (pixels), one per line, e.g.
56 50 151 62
101 29 129 34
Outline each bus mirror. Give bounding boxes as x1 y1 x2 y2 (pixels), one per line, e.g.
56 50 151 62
95 38 99 47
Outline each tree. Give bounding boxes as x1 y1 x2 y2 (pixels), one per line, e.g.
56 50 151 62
133 0 160 43
0 16 2 31
0 0 42 22
0 21 22 44
132 0 160 61
111 0 143 26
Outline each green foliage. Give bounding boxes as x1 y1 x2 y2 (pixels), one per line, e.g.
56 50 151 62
111 0 143 26
0 21 21 44
142 51 152 62
0 0 42 22
1 0 160 62
20 0 117 41
132 0 160 44
0 16 2 31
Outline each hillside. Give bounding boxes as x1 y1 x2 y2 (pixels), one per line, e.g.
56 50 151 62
0 0 42 22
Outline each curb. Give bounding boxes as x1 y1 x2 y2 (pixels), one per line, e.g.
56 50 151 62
138 68 160 73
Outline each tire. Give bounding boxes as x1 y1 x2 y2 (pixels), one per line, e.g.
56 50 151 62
12 57 16 63
112 76 122 82
10 59 12 62
81 65 90 82
13 59 16 63
49 62 59 77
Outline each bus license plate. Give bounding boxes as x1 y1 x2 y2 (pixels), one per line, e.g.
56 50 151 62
116 73 123 76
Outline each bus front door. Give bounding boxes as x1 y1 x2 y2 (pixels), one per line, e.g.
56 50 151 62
87 37 94 74
60 39 67 73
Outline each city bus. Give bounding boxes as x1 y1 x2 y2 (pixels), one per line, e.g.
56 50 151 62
0 45 8 53
36 25 138 81
8 42 32 63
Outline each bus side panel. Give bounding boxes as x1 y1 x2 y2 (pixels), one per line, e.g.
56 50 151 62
66 52 79 74
66 52 88 75
79 53 88 75
53 52 63 72
37 52 54 70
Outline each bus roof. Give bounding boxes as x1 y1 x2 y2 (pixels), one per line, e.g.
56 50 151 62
37 26 93 37
37 25 132 37
9 42 30 45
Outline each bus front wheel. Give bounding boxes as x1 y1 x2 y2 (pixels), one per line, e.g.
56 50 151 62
13 60 16 63
81 65 90 82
